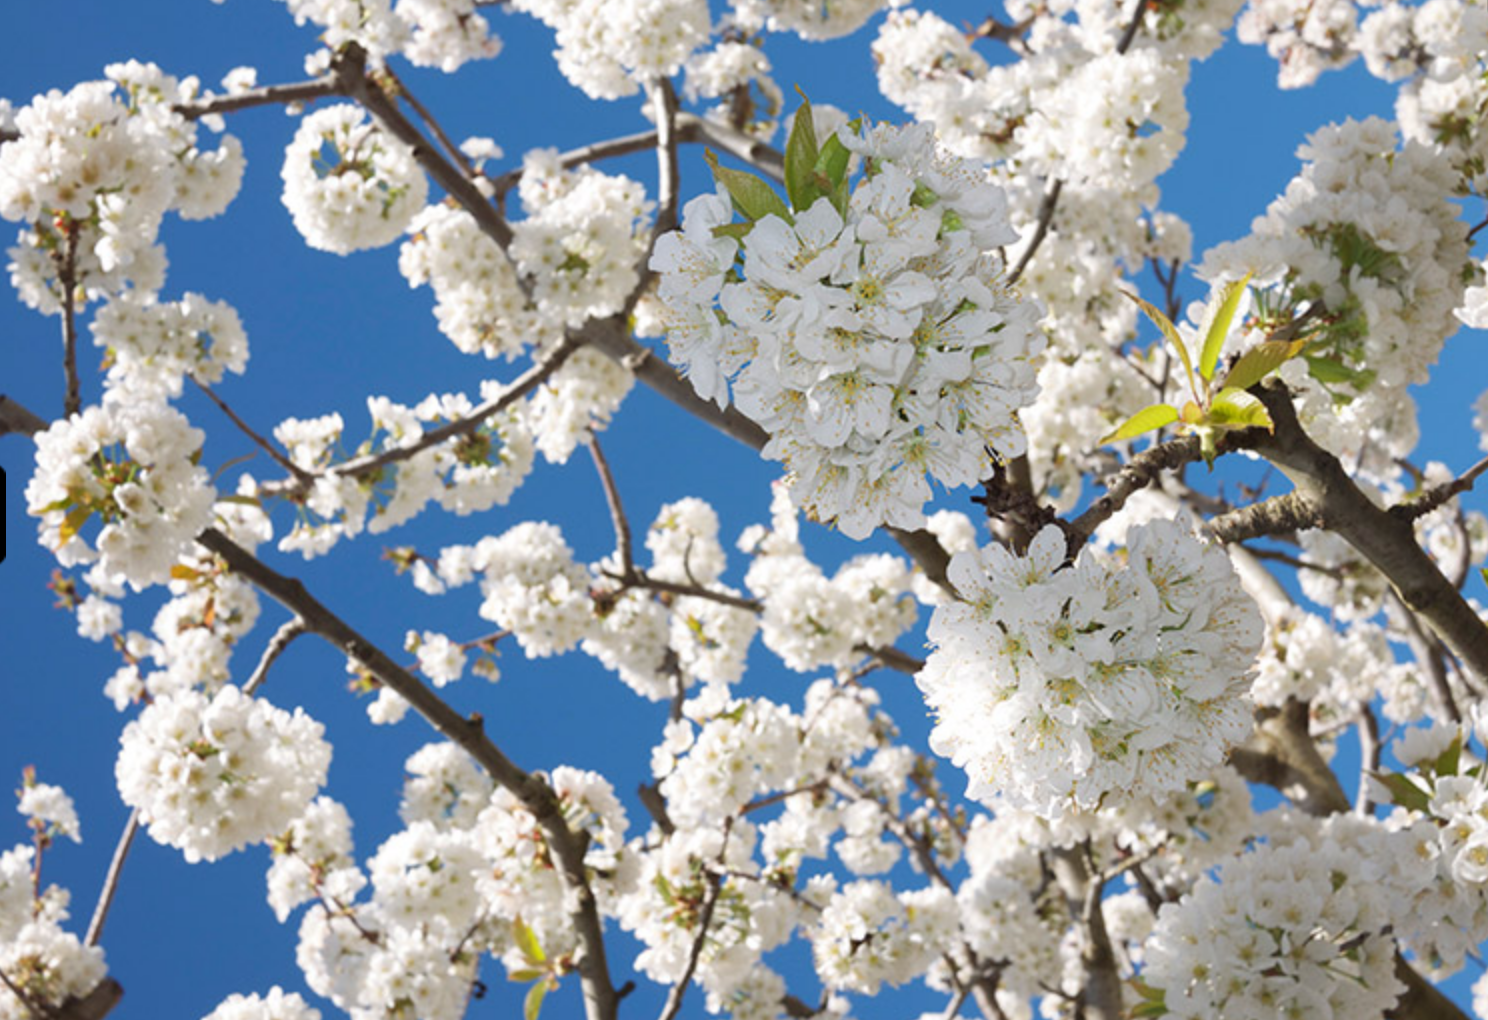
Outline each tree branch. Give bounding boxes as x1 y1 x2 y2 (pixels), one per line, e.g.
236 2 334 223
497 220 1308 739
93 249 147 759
58 226 81 418
193 378 312 485
1227 700 1350 816
194 528 622 1020
332 44 514 251
0 394 48 437
83 812 139 949
587 434 634 575
1068 434 1203 541
176 78 342 120
1242 381 1488 682
260 332 582 499
1392 452 1488 523
243 617 308 696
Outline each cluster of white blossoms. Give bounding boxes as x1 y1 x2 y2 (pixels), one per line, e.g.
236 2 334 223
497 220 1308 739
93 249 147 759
732 0 894 39
1 782 108 1020
115 686 332 862
91 291 248 401
742 480 917 670
1198 116 1471 467
281 751 632 1020
95 498 270 709
1252 609 1426 730
652 118 1045 539
26 401 215 589
1143 813 1436 1020
0 61 244 313
399 154 650 364
200 987 321 1020
267 383 534 558
917 519 1263 818
281 105 429 254
683 40 782 141
269 0 501 73
811 880 957 995
513 0 710 100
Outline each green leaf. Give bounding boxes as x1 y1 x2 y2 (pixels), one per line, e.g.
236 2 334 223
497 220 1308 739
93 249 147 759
1206 388 1274 431
507 969 545 984
1372 770 1432 814
704 150 791 224
784 93 822 213
1220 337 1308 392
524 979 549 1020
513 917 545 965
1099 403 1179 445
814 132 851 190
216 493 264 508
1304 354 1374 390
57 505 92 548
710 222 753 242
1433 733 1463 778
1197 272 1252 383
1123 289 1196 401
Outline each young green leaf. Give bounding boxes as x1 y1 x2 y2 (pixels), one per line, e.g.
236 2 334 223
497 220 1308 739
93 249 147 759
57 505 92 549
513 917 545 966
524 979 549 1020
704 150 791 224
784 94 822 212
710 222 754 242
507 969 545 984
1098 402 1179 445
1433 733 1463 778
1123 289 1197 401
1304 354 1373 389
1197 272 1252 383
1219 337 1308 392
1206 388 1274 431
1370 771 1432 814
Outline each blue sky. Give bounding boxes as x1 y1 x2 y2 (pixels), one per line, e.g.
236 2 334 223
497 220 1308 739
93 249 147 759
1 2 1485 1018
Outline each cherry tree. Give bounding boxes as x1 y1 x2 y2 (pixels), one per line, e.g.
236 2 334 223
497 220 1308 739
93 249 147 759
1 1 1487 1019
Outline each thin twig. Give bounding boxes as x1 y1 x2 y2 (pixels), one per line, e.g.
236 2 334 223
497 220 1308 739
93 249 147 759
1355 700 1380 817
1392 453 1488 522
378 67 478 178
261 333 582 498
175 78 342 120
656 826 729 1020
1007 178 1061 286
243 617 308 696
605 570 763 612
588 434 634 576
84 810 139 948
193 378 312 484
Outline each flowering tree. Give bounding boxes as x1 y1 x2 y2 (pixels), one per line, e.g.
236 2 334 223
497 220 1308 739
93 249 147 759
2 1 1488 1019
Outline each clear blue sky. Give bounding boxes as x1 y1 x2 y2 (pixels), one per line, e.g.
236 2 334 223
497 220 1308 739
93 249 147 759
0 2 1484 1018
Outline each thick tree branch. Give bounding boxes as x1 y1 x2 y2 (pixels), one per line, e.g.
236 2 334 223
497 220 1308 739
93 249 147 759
1243 382 1488 682
0 394 48 437
194 528 622 1020
1228 700 1350 816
